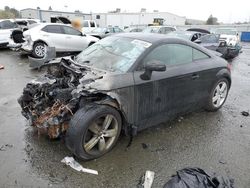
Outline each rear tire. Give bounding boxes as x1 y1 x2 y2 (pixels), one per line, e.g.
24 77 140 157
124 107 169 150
32 42 47 58
66 105 122 160
205 78 229 111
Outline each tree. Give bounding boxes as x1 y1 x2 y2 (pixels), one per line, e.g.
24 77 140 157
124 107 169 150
4 6 10 11
9 8 20 17
206 15 218 25
48 6 52 10
0 10 15 19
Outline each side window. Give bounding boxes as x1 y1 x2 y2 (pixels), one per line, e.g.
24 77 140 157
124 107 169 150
114 27 122 33
42 25 63 34
200 34 218 43
108 28 114 33
63 26 82 36
143 44 193 67
159 28 164 34
193 48 210 61
191 34 199 41
90 21 95 27
0 20 17 29
164 27 173 34
83 21 89 27
28 20 37 25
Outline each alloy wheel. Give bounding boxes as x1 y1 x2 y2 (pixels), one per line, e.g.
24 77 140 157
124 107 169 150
212 81 228 108
34 44 46 57
83 114 119 155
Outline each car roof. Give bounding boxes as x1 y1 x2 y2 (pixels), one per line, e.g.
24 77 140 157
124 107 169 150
114 33 190 43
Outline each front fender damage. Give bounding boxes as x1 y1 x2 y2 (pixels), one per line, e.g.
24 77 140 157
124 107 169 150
18 59 125 139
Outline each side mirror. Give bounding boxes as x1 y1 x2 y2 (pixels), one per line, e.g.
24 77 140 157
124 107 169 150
105 31 110 34
140 60 166 80
81 32 86 37
194 39 201 44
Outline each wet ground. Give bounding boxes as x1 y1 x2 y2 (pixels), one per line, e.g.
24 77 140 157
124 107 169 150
0 45 250 188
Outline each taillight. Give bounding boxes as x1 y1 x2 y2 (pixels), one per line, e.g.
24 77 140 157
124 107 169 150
227 63 232 72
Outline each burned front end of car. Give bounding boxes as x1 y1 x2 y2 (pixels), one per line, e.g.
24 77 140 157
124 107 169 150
18 58 106 139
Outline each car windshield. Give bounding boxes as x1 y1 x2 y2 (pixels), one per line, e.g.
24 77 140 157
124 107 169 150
75 36 151 73
167 31 193 40
143 27 160 33
215 29 237 35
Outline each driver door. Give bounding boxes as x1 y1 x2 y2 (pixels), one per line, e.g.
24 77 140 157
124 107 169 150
133 43 203 130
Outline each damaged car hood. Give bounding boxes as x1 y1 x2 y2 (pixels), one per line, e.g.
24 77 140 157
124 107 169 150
18 57 134 138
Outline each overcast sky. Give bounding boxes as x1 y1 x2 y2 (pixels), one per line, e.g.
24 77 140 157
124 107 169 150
1 0 250 23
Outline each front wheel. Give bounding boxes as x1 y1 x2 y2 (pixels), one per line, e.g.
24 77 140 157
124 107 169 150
66 105 122 160
205 78 229 111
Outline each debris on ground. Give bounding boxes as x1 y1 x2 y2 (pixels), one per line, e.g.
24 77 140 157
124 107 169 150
143 171 155 188
0 144 13 151
141 143 149 149
219 159 227 164
137 170 155 188
0 65 4 70
241 111 249 116
61 156 98 175
163 167 234 188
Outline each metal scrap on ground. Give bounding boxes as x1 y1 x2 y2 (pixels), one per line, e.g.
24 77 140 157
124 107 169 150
61 156 98 175
143 170 155 188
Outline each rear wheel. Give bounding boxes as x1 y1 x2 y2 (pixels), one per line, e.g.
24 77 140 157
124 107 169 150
206 78 229 111
66 105 122 160
32 42 47 58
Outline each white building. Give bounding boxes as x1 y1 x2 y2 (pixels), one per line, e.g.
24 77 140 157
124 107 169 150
92 11 186 28
20 8 91 23
20 8 186 27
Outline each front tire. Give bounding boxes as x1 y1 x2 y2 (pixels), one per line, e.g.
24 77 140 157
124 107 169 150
205 78 229 111
66 105 122 160
32 42 47 58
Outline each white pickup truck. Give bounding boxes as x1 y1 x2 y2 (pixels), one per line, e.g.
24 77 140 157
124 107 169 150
82 20 97 33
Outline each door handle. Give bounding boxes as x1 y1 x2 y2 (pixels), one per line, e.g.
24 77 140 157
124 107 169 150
192 74 199 80
66 36 71 39
42 34 49 37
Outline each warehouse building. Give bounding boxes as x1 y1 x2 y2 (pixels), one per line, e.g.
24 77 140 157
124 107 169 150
20 8 186 27
20 8 91 23
92 9 186 28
